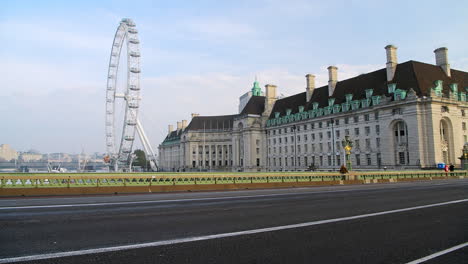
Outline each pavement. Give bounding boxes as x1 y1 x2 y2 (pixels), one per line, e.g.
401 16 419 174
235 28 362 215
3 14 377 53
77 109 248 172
0 179 467 264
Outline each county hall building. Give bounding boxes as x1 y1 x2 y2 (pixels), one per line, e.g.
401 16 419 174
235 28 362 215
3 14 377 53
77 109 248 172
158 45 468 172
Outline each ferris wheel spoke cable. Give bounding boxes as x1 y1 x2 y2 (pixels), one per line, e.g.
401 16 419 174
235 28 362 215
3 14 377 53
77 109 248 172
104 18 158 172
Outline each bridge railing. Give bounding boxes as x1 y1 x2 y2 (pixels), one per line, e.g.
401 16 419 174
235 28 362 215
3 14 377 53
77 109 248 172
0 171 465 189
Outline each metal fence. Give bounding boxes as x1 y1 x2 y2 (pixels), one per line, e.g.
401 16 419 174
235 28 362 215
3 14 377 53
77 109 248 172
1 171 465 189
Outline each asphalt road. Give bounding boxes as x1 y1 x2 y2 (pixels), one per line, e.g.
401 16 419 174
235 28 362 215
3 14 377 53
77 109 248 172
0 179 467 264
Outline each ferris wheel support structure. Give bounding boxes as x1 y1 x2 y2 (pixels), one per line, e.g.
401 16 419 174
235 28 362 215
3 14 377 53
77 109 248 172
105 18 158 172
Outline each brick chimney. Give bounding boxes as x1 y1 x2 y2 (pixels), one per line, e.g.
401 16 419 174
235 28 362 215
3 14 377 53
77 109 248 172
385 45 398 81
168 125 173 134
434 47 451 77
181 120 188 129
327 66 338 97
176 121 182 130
306 74 315 102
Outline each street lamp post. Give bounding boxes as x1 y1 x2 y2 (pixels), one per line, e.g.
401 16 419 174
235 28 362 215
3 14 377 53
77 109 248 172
342 135 353 171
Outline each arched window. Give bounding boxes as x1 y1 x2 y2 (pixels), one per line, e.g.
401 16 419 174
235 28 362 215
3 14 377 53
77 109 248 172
394 121 407 144
393 121 409 165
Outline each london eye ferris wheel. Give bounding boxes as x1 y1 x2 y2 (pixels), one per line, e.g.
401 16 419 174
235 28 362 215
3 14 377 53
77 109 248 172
104 18 158 172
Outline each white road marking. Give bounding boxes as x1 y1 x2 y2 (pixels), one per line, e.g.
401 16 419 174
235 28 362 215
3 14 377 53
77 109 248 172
406 241 468 264
1 180 463 210
0 198 466 264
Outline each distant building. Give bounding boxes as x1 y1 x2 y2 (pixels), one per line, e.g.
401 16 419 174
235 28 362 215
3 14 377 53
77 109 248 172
19 152 43 162
159 45 468 171
0 144 18 161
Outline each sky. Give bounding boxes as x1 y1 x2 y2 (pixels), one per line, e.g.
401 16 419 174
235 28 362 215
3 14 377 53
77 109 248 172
1 0 467 154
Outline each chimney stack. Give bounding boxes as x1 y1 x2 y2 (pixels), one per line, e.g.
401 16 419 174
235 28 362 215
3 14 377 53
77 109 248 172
264 84 277 117
181 120 188 129
385 45 398 82
168 125 173 134
327 66 338 97
434 47 451 77
306 74 315 102
176 121 182 130
191 113 199 119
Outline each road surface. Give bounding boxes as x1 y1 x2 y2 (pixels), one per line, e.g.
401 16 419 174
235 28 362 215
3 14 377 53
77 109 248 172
0 179 467 263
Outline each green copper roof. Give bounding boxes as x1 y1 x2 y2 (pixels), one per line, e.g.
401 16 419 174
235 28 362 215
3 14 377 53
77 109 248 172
251 79 261 96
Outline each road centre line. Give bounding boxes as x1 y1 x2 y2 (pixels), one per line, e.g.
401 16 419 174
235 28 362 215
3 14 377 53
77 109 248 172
406 241 468 263
0 198 466 263
0 182 461 210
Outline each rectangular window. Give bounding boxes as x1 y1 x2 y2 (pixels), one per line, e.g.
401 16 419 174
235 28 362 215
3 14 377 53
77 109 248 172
354 128 360 136
399 152 405 164
304 125 307 130
374 111 379 120
297 135 301 142
336 141 341 150
297 126 300 132
365 138 371 149
344 117 349 124
285 146 287 153
285 137 288 143
319 143 323 152
304 144 308 152
297 145 301 153
291 157 294 166
256 139 260 146
335 119 340 125
355 140 360 150
319 132 323 140
463 122 466 130
345 129 350 136
311 123 315 129
279 138 282 144
256 148 260 155
304 134 308 141
291 146 294 153
327 142 331 152
279 158 282 166
392 108 402 115
256 158 260 167
376 125 380 135
273 158 276 166
366 154 371 165
376 138 381 148
377 153 381 167
312 144 316 152
336 130 340 138
354 116 359 123
355 154 361 166
364 114 370 121
336 155 341 166
304 157 308 166
291 136 294 142
319 122 323 128
319 156 323 166
285 158 288 166
327 155 332 166
327 131 331 139
365 126 370 136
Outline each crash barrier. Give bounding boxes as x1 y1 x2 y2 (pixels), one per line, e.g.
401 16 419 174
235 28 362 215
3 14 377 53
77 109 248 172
0 171 465 196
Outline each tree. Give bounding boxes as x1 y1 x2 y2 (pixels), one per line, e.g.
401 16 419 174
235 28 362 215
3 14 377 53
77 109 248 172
133 149 148 171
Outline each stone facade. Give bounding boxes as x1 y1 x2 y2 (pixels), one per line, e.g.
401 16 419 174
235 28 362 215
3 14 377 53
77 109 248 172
159 46 468 171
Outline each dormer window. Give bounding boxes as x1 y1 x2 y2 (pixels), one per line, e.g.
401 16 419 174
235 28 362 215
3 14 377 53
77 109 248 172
388 83 397 93
345 94 353 102
328 98 335 106
298 105 305 112
312 102 319 110
441 106 449 113
365 89 374 98
286 109 292 115
274 112 280 118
